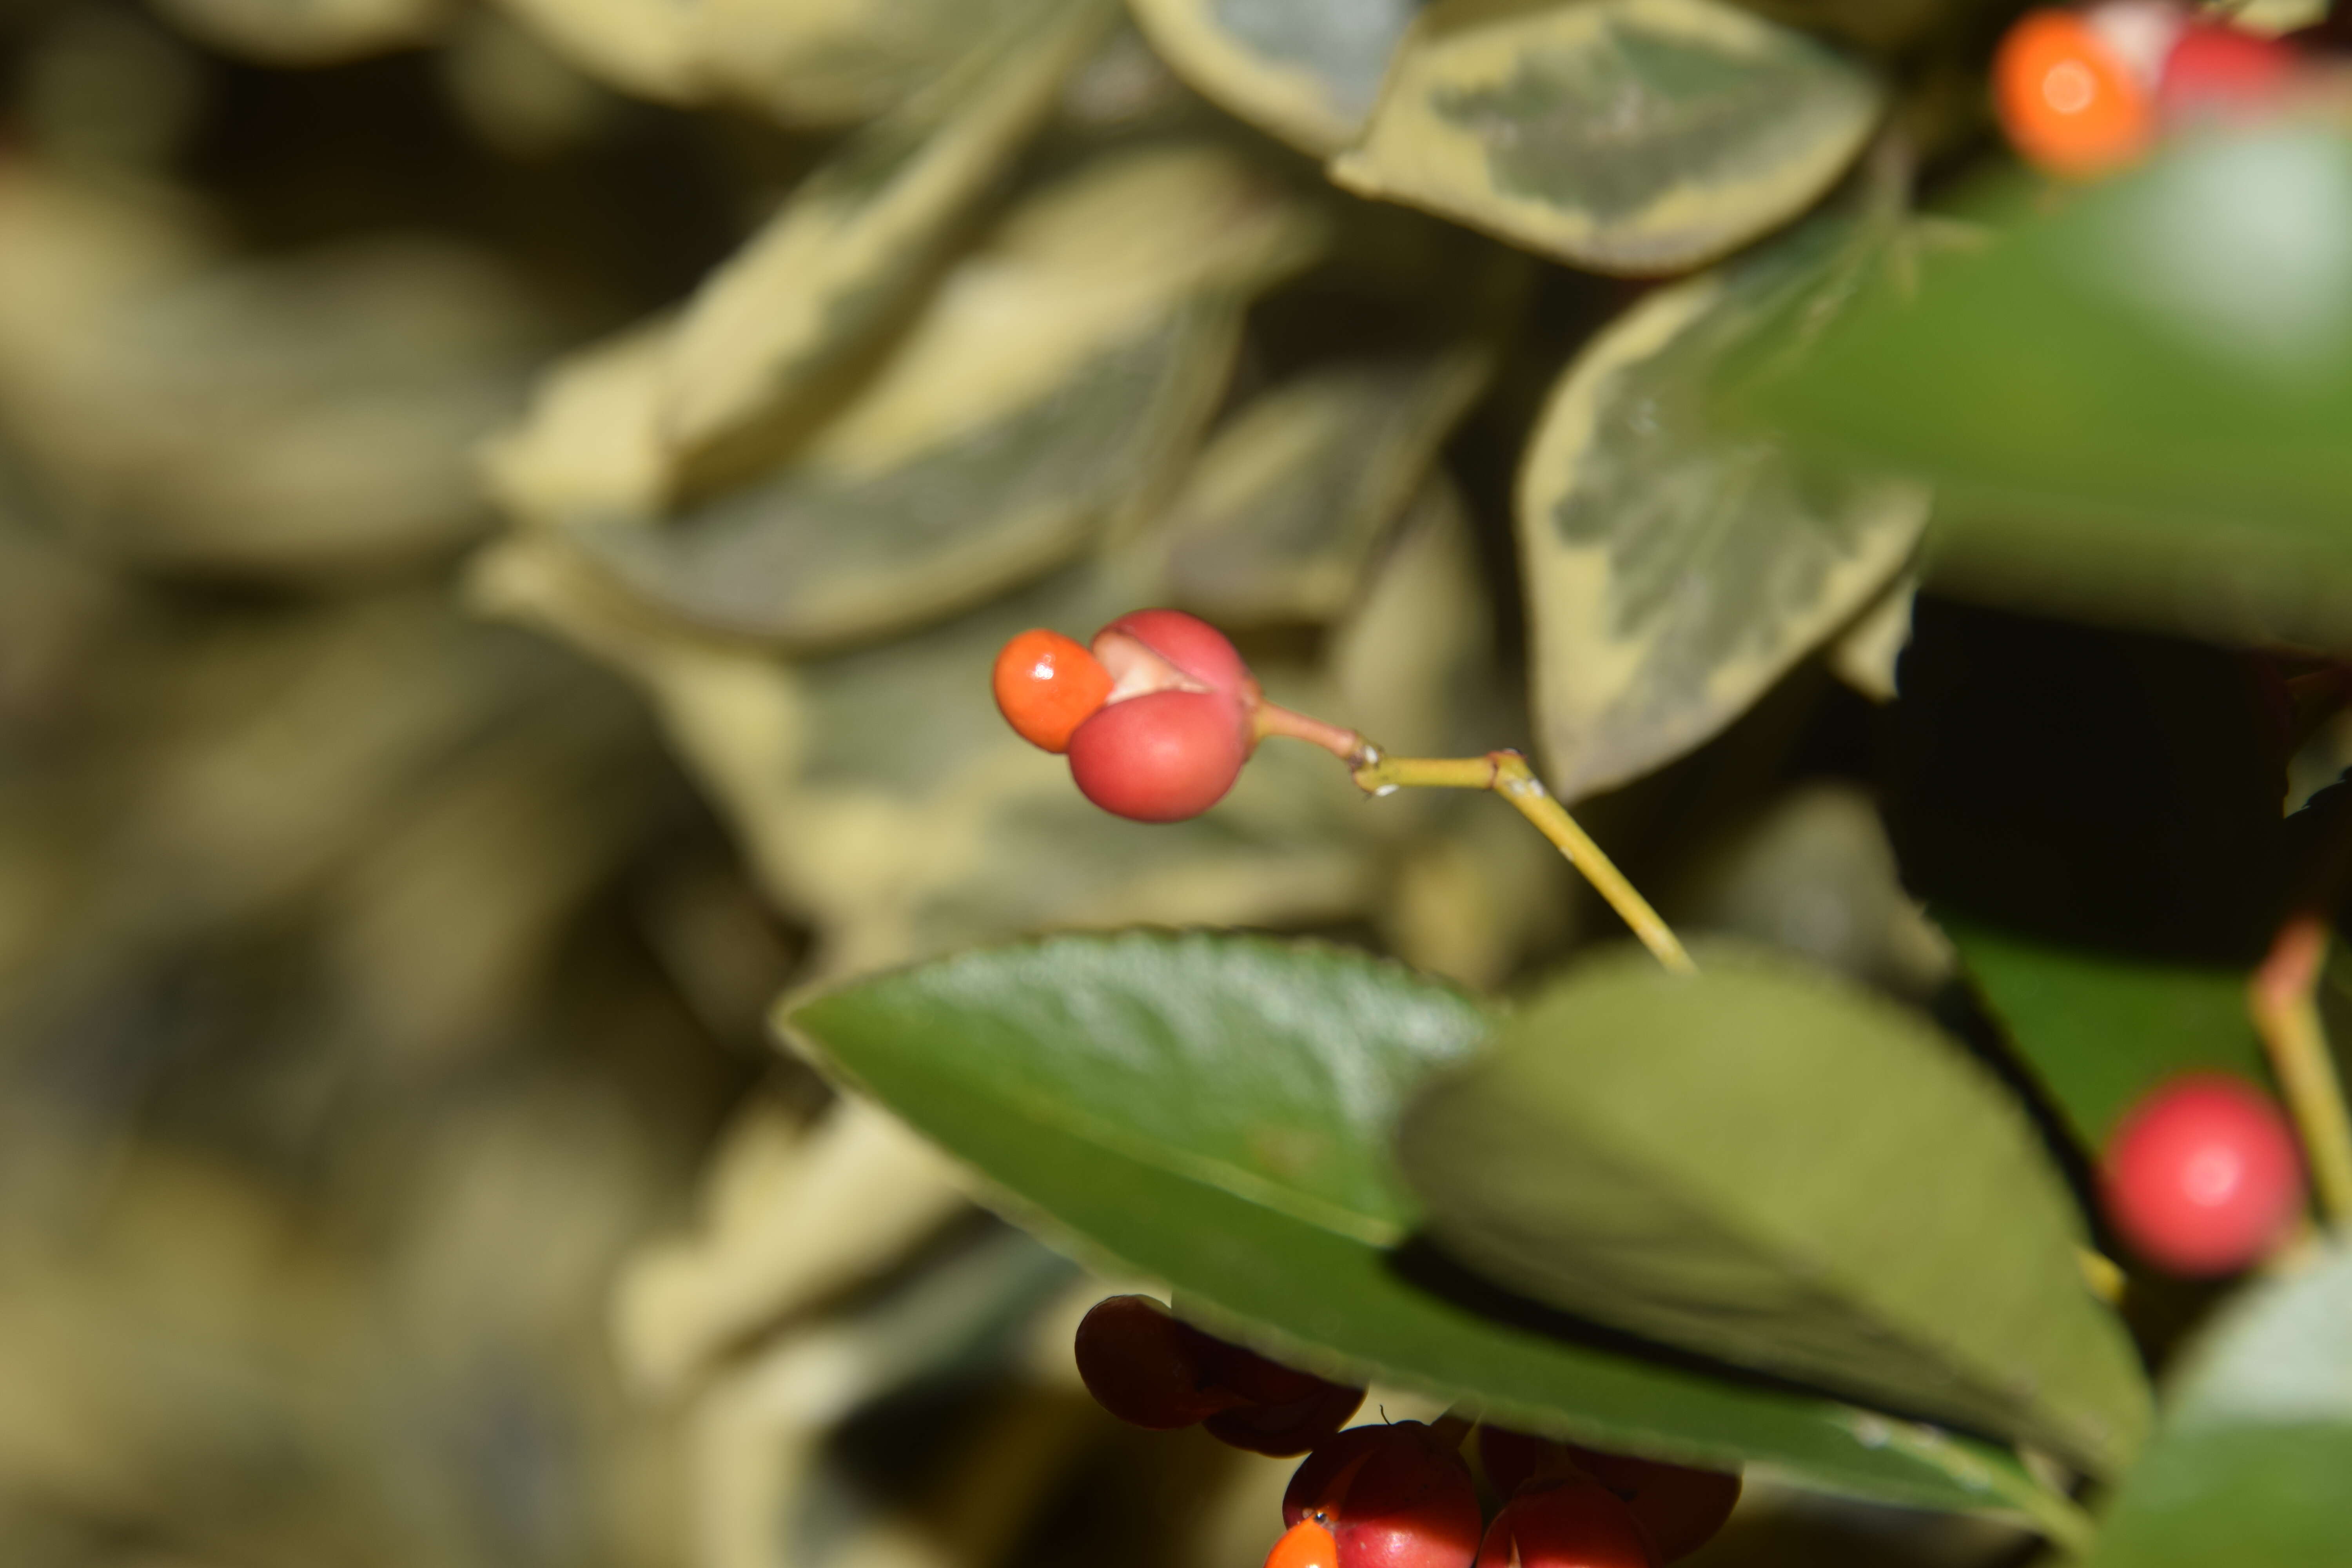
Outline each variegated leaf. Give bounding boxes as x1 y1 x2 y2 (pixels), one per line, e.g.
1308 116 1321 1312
555 144 1323 645
1329 0 1884 275
697 0 1047 125
1518 205 1929 800
659 0 1115 464
1154 341 1496 625
1127 0 1425 155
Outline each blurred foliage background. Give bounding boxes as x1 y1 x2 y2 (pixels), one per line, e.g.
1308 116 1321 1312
4 0 2325 1565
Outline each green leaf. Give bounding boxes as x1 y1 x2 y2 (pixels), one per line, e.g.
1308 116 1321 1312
1944 914 2268 1152
1752 127 2352 650
1398 944 2152 1477
1128 0 1425 155
1517 205 1927 801
2085 1242 2352 1568
784 931 2093 1526
658 0 1116 465
552 145 1322 645
1154 343 1497 625
1329 0 1885 275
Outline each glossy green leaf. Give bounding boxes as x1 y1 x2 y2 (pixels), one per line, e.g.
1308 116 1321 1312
784 932 2092 1529
2086 1242 2352 1568
1399 944 2152 1477
1128 0 1423 155
1754 127 2352 650
657 0 1113 465
1154 343 1495 625
1330 0 1885 275
1517 205 1928 800
1944 914 2267 1151
554 145 1321 645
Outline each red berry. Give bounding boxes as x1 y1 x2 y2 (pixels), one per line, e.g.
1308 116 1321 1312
1071 1295 1241 1429
1206 1378 1365 1457
1210 1339 1347 1408
1067 689 1251 822
2104 1073 2305 1276
1269 1519 1343 1568
1559 1449 1739 1563
2158 22 2296 122
1994 10 2157 177
1477 1427 1569 1497
1477 1479 1657 1568
1285 1423 1481 1568
993 628 1112 753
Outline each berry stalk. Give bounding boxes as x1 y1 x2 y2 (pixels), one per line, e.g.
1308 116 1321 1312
1256 702 1694 975
2249 913 2352 1227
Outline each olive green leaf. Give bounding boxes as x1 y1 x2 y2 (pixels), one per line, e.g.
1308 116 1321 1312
481 315 673 528
1329 0 1885 275
2085 1241 2352 1568
1128 0 1425 155
658 0 1115 466
1329 476 1505 763
153 0 443 64
1154 343 1496 625
1752 128 2352 651
552 144 1323 645
697 0 1049 125
1518 205 1928 802
1944 914 2267 1152
784 931 2092 1531
488 0 702 103
1399 944 2152 1477
0 202 550 581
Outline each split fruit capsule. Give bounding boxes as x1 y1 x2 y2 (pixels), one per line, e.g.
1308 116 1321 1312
993 609 1262 823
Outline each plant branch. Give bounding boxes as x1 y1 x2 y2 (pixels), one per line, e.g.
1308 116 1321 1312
2249 913 2352 1226
1252 703 1691 974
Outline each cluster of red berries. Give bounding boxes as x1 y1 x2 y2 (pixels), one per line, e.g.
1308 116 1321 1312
2102 1072 2305 1276
1993 4 2303 177
1074 1296 1365 1455
1264 1422 1735 1568
1074 1296 1738 1568
993 610 1265 823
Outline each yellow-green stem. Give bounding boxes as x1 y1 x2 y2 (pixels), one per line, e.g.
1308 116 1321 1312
1252 703 1691 973
1353 749 1695 975
2250 915 2352 1227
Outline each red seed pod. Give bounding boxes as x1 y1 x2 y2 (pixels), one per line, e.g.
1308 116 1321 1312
1283 1422 1481 1568
2158 20 2297 122
1477 1427 1574 1498
1071 1295 1240 1430
1067 688 1251 822
1205 1379 1365 1458
1209 1338 1345 1409
2104 1073 2305 1276
1477 1479 1657 1568
1093 608 1258 701
1559 1448 1740 1563
1285 1425 1396 1527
